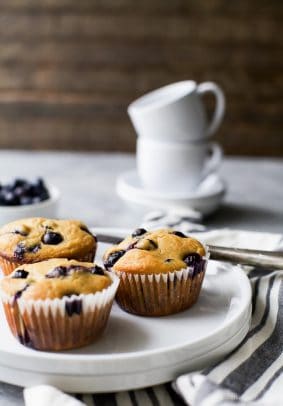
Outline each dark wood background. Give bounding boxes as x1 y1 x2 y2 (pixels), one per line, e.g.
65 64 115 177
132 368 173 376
0 0 282 155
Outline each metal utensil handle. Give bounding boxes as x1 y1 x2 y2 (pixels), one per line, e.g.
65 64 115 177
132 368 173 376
96 234 123 245
208 245 283 270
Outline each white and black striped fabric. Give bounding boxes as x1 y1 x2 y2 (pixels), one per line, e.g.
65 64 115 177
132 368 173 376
175 267 283 405
28 212 283 406
74 384 184 406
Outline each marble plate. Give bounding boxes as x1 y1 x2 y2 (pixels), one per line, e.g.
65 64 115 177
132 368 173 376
0 230 251 392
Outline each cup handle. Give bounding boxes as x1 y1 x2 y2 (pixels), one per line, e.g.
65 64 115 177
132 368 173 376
197 82 226 136
202 143 223 179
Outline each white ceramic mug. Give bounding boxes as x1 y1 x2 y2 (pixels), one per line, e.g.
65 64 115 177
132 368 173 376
137 138 223 195
128 80 225 142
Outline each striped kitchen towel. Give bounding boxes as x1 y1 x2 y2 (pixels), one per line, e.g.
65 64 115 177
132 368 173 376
24 213 283 406
175 267 283 406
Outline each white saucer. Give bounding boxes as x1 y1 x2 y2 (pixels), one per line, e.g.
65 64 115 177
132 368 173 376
0 228 251 393
117 170 226 216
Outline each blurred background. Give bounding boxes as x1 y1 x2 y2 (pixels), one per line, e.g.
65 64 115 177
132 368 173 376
0 0 282 156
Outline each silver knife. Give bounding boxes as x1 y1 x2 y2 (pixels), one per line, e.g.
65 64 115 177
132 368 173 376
96 234 283 270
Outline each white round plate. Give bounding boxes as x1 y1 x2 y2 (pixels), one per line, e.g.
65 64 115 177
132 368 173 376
0 229 251 393
116 170 226 215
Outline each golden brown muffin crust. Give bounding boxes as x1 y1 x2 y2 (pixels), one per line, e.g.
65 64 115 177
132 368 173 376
0 218 96 263
103 228 206 274
0 258 111 300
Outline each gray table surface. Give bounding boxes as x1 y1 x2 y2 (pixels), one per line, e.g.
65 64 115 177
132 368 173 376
0 150 283 405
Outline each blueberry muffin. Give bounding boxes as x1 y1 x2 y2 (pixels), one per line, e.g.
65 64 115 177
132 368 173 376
103 228 207 316
0 259 119 351
0 218 97 275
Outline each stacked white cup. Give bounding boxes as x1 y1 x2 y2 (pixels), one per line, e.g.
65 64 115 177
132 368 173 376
128 80 225 197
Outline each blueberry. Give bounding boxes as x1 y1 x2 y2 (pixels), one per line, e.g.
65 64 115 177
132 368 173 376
90 265 105 275
34 177 44 189
172 231 187 238
68 265 82 273
30 244 40 253
12 179 27 188
22 184 33 195
127 241 138 250
131 228 147 237
42 232 63 245
65 299 82 317
0 195 7 206
4 192 19 206
14 186 26 197
67 265 89 274
32 178 50 201
13 285 29 303
104 250 126 268
147 239 157 249
14 243 40 260
46 266 68 278
183 253 201 266
14 243 26 260
12 269 29 279
46 264 103 278
20 196 33 205
13 229 29 236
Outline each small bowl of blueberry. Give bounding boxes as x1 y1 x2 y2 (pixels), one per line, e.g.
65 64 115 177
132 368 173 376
0 178 60 226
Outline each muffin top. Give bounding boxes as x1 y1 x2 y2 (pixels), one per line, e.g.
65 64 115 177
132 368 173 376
0 258 111 301
0 218 96 263
103 228 206 274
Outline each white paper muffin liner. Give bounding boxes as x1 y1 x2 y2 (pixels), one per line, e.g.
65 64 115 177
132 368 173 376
1 271 119 351
113 254 208 317
0 257 24 276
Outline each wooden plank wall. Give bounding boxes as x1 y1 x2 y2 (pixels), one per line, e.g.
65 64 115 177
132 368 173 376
0 0 282 155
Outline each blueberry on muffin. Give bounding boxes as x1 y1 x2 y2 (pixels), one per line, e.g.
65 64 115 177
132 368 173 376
103 228 207 317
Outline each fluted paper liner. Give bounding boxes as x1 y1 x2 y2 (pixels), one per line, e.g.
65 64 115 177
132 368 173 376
1 271 119 351
0 251 95 276
113 258 208 317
